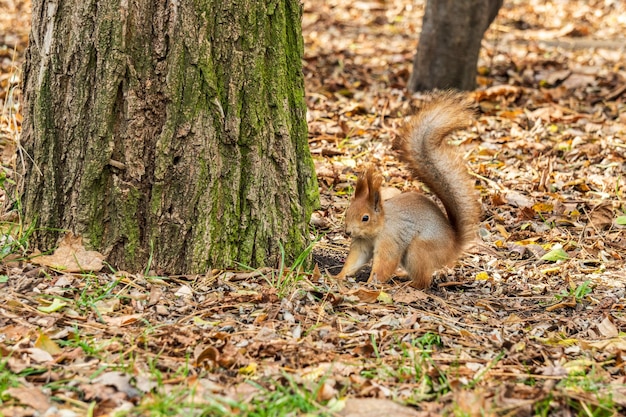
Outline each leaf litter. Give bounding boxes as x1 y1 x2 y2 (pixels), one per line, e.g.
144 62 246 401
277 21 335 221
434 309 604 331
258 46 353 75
1 0 625 415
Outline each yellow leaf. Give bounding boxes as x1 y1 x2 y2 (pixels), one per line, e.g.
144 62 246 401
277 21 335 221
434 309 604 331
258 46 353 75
532 202 554 213
193 316 217 326
495 224 509 239
34 332 62 355
540 266 561 275
563 358 594 374
475 271 490 281
239 362 258 375
376 291 393 304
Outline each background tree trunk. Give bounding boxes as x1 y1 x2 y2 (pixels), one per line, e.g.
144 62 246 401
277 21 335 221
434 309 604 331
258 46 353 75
21 0 318 273
408 0 503 91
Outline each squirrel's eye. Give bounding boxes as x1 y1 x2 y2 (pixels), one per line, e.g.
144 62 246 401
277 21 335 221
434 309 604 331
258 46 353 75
361 215 369 222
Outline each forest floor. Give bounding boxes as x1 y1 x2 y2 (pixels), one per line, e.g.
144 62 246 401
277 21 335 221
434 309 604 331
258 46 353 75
1 0 626 416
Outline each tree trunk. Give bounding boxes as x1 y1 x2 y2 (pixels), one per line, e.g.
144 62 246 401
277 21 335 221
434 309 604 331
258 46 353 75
21 0 319 273
408 0 503 92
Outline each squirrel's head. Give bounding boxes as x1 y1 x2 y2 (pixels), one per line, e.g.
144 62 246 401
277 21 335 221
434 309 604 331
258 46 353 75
344 166 384 240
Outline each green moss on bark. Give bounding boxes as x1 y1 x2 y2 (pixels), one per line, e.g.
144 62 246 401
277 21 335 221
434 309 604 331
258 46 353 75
22 0 319 274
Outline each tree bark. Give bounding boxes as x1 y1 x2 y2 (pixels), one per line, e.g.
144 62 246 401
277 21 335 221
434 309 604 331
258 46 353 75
408 0 503 92
21 0 319 273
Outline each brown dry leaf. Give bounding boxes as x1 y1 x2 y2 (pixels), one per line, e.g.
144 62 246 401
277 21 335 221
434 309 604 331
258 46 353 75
194 345 219 367
392 287 428 304
504 191 532 208
25 347 54 363
0 325 32 342
93 371 138 397
31 233 104 272
588 203 614 229
353 343 375 357
475 85 522 100
546 298 577 312
453 390 492 417
338 398 420 417
316 380 338 401
147 286 163 306
216 341 240 368
348 287 381 303
102 313 143 327
597 316 619 338
562 73 596 89
581 338 626 353
311 263 322 280
5 386 52 413
310 211 330 228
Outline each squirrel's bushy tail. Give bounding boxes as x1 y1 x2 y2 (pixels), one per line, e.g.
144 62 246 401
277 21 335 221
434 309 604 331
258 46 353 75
394 91 480 250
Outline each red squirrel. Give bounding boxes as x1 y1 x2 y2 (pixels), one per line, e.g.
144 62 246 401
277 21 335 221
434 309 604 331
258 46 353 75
335 92 480 288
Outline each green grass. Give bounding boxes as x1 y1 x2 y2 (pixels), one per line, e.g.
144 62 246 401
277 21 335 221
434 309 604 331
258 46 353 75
120 375 338 417
265 239 317 298
359 332 453 404
0 200 35 263
555 280 592 302
0 359 20 403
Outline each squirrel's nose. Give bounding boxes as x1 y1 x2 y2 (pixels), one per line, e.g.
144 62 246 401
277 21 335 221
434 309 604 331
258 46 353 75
345 229 351 237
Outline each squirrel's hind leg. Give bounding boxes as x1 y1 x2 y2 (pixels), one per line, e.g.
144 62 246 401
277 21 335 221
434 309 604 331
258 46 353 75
404 238 455 289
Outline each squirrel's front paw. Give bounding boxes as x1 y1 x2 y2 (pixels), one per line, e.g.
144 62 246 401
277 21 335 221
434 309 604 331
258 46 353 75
367 272 380 284
367 271 392 284
333 271 346 280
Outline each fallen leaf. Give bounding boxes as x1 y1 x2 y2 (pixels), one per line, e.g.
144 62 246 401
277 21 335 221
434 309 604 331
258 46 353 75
102 313 143 327
31 233 104 272
194 345 219 367
562 73 596 89
597 316 619 338
93 371 139 397
174 285 193 298
349 288 380 303
238 362 258 375
505 191 533 208
338 398 420 417
37 298 68 313
475 271 490 281
26 348 54 363
541 246 569 262
589 203 614 229
135 374 158 393
5 386 52 413
391 287 428 304
34 332 62 355
94 298 120 314
316 379 338 401
376 291 393 304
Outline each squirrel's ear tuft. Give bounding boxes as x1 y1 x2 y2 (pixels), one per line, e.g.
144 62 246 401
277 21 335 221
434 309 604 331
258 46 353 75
364 166 383 210
365 167 383 192
354 169 369 199
354 165 383 207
